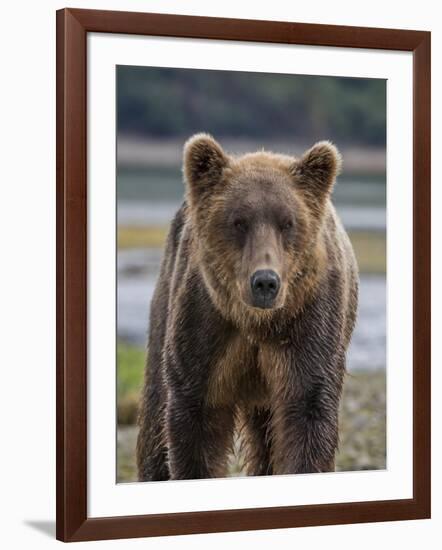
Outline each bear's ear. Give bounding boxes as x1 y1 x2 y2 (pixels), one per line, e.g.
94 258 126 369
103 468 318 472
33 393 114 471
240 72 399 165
183 133 228 201
291 141 342 198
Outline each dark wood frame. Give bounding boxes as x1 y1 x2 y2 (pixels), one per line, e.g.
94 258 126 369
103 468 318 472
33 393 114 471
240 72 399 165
56 7 431 542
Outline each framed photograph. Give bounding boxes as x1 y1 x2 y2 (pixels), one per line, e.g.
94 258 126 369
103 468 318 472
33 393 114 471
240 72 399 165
56 8 431 542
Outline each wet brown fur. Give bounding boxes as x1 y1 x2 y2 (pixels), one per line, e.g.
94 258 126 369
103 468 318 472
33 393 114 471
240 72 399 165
136 134 359 480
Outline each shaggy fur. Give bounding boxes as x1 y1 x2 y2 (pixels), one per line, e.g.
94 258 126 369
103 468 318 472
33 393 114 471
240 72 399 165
136 134 359 480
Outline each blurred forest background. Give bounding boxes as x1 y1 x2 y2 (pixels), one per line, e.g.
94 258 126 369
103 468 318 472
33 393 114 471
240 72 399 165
117 67 386 145
116 66 386 482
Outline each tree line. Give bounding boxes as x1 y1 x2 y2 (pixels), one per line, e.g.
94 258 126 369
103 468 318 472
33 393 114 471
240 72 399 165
117 66 386 146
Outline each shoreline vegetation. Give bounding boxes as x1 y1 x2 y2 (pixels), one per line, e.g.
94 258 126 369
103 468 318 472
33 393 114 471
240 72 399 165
117 342 386 482
118 225 386 274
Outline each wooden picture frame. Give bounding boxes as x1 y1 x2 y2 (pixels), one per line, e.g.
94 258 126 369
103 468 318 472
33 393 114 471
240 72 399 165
56 8 431 542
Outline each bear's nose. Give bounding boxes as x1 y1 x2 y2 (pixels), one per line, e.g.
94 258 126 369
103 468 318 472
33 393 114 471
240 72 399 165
250 269 281 308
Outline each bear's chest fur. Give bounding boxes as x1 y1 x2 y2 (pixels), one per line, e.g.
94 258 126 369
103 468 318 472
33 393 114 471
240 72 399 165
205 333 287 409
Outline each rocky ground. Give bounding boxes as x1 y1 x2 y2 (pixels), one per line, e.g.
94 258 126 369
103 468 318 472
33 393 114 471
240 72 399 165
117 369 386 482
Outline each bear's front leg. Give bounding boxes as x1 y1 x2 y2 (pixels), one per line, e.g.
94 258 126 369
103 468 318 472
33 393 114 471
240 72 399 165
162 271 236 480
166 389 234 479
268 348 345 475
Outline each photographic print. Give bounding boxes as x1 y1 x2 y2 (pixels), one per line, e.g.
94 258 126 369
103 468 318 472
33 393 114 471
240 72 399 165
116 66 387 483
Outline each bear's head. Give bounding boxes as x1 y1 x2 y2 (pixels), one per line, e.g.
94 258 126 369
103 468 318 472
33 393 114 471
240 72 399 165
183 133 341 317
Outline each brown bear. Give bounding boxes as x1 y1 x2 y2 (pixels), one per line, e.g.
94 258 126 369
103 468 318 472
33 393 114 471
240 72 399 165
136 134 359 480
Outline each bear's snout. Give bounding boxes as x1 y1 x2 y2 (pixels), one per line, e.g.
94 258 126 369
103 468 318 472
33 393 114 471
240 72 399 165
250 269 281 309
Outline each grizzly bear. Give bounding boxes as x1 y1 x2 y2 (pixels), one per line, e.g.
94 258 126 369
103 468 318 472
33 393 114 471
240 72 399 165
136 134 359 480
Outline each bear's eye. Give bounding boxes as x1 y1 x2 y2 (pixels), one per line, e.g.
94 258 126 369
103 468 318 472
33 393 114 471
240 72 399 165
282 219 293 231
234 219 248 232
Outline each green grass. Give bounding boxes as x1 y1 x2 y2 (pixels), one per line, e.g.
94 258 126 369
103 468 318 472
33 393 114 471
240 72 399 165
349 230 385 274
118 225 169 249
117 343 145 425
